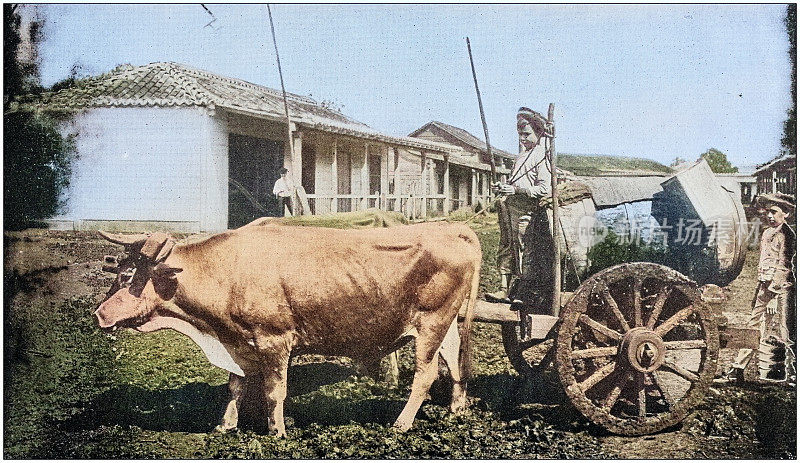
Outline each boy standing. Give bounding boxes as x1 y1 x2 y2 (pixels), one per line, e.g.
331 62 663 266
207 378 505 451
722 192 796 384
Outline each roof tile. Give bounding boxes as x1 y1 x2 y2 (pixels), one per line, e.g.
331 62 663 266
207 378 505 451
26 61 459 154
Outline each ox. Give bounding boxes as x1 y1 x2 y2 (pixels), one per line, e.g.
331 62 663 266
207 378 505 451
96 222 481 436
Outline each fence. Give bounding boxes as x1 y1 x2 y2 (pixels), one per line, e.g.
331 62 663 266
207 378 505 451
305 193 489 219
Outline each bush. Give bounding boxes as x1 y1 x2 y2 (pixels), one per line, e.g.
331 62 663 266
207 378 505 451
4 109 76 230
584 230 723 284
584 230 669 277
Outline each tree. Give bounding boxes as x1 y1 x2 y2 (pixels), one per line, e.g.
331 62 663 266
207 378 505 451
3 4 75 229
781 4 796 157
699 148 738 173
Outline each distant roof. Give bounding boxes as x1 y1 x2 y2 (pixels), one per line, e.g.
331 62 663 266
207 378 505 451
575 175 669 208
409 121 516 159
734 165 757 176
754 154 796 174
21 62 458 153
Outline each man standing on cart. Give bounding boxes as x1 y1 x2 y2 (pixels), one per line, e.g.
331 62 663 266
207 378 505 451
485 107 556 315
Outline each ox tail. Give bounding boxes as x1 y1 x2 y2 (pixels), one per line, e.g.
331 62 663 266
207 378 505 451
458 256 481 381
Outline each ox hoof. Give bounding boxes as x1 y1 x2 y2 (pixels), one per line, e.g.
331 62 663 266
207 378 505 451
391 421 413 432
450 401 467 414
213 425 239 434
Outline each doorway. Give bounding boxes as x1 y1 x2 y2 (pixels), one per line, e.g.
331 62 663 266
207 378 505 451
228 133 283 228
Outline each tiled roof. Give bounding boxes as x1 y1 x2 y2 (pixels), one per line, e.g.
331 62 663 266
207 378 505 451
410 121 516 159
26 62 458 153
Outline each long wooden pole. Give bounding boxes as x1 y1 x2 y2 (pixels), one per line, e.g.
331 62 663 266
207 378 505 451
466 37 497 185
266 4 297 214
548 103 561 317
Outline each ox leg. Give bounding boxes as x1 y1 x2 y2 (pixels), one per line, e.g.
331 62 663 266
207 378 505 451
216 373 244 432
385 351 400 388
262 355 290 438
438 319 467 413
393 323 450 431
254 331 292 438
357 352 400 388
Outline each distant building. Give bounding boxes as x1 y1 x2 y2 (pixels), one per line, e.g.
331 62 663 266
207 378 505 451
716 172 757 206
754 154 796 196
22 62 500 232
409 121 513 210
410 121 516 168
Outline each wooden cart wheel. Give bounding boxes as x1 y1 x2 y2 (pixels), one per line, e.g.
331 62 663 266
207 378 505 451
502 322 556 378
556 262 719 436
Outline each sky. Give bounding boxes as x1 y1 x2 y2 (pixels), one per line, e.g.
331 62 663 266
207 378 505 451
33 4 792 168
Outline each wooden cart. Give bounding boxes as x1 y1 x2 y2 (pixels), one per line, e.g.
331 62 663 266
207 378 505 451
472 261 722 436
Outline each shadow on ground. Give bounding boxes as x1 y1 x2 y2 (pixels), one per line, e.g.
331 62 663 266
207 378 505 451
56 361 599 435
59 361 407 433
60 382 230 433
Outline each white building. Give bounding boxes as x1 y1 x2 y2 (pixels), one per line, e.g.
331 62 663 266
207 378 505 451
29 62 502 232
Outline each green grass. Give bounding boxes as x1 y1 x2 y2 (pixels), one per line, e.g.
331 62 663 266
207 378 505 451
3 218 612 459
4 296 610 458
558 153 673 176
4 215 794 458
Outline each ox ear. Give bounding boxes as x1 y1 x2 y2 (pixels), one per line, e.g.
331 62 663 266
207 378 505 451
152 262 183 280
98 231 148 247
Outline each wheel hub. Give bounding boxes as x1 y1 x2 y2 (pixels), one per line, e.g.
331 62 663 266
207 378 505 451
619 327 666 373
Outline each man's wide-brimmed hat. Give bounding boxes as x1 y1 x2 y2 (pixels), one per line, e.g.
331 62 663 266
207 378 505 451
756 192 795 214
517 107 553 137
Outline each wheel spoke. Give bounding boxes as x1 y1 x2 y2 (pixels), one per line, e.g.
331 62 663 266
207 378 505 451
661 359 700 382
516 338 541 351
648 372 676 408
654 305 695 337
646 287 672 329
633 278 643 327
637 373 647 418
664 339 706 350
579 314 623 341
579 361 616 392
571 346 618 359
601 287 631 332
602 373 629 411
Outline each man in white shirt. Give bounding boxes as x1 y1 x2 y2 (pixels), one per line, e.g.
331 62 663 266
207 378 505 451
485 107 555 314
272 167 294 217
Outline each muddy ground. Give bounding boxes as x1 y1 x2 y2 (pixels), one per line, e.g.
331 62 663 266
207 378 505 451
3 221 796 458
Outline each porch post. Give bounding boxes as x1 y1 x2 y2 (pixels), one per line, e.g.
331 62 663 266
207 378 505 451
331 138 338 213
421 151 428 219
429 158 436 213
471 168 477 206
380 145 389 210
392 147 401 212
291 130 303 215
361 141 369 210
443 155 451 214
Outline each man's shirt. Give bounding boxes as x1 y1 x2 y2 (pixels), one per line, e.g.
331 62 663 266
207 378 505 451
758 224 790 282
272 177 293 198
509 142 551 198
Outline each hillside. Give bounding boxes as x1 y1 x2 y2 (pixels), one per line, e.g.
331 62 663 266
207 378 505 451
557 153 673 176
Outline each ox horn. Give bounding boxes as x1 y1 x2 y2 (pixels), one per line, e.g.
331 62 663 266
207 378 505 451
98 230 148 246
